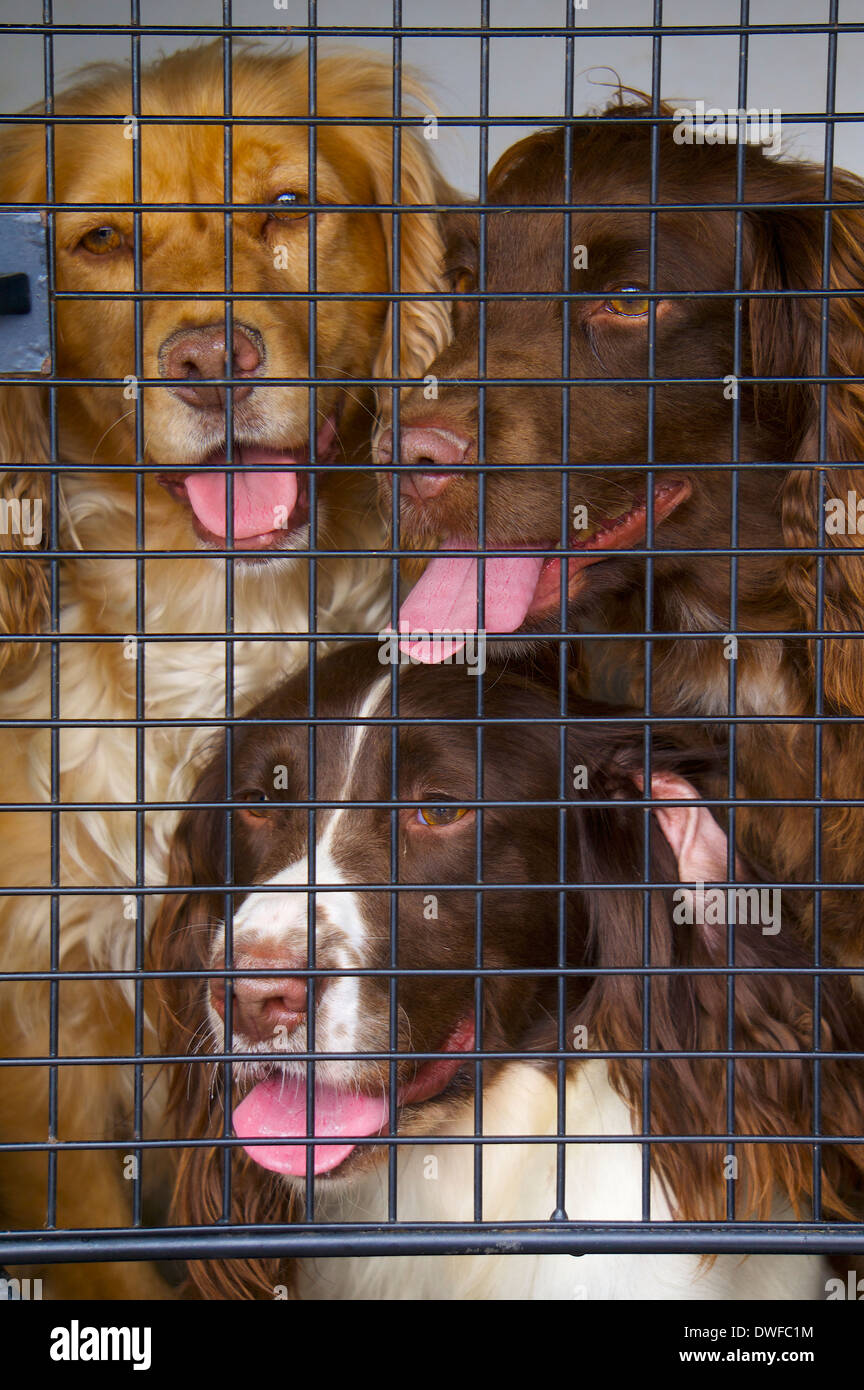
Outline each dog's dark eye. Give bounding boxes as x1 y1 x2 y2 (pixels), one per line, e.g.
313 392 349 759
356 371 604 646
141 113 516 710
605 286 651 317
79 225 125 256
236 788 271 819
416 803 469 828
269 191 309 221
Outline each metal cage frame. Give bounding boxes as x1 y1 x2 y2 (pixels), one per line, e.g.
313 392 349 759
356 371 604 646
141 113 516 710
2 0 864 1285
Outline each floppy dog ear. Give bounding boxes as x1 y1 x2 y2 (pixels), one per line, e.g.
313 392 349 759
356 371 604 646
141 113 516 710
148 759 226 1199
0 386 51 684
649 777 864 1222
747 160 864 714
148 800 224 1054
149 755 297 1299
570 763 864 1222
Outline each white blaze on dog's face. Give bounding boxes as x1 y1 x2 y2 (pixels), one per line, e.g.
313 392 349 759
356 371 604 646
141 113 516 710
207 674 392 1088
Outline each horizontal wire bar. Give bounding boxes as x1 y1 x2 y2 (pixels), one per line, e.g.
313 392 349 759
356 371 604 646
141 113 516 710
42 287 864 302
3 458 852 473
3 1225 861 1265
1 113 860 133
4 553 864 572
1 1128 861 1150
5 795 864 812
4 713 864 729
5 193 864 211
2 962 861 982
0 21 861 37
0 117 861 137
1 879 861 896
8 372 864 388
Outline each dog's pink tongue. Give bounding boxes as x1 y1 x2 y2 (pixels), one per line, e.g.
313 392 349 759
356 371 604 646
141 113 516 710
398 540 544 662
185 448 299 539
233 1076 388 1176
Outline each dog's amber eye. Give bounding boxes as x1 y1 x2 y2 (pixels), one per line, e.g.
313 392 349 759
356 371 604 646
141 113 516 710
236 789 271 819
605 287 651 317
79 225 125 256
451 269 475 295
417 803 469 828
270 191 308 221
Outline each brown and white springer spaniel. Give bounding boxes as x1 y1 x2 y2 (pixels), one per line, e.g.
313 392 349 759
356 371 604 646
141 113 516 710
152 644 864 1300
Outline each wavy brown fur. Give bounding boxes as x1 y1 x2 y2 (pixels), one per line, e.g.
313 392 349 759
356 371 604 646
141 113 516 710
383 98 864 969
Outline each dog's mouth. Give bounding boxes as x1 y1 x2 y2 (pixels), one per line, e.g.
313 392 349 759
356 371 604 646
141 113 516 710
397 477 692 661
157 416 339 551
233 1017 475 1179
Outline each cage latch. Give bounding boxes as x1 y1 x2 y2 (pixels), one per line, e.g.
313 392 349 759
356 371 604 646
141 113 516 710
0 273 31 316
0 212 50 375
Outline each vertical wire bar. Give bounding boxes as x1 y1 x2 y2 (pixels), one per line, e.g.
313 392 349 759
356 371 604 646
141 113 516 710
386 0 403 963
812 0 840 1223
553 0 576 1222
473 0 490 1225
220 5 236 1225
305 0 320 1218
387 0 402 1223
130 0 145 1230
724 0 750 1227
640 0 663 1225
387 8 403 1205
42 0 59 1231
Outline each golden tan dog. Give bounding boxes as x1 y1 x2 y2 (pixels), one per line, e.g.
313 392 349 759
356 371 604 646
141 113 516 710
0 41 450 1298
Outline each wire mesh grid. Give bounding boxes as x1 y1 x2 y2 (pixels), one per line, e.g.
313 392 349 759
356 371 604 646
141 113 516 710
1 1 864 1293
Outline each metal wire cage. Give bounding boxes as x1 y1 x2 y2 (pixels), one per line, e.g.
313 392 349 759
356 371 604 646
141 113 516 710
1 1 864 1298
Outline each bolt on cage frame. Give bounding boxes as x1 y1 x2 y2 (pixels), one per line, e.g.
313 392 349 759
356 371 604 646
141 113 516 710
1 0 864 1281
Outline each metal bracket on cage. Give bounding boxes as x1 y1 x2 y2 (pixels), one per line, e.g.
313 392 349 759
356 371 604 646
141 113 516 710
0 212 50 376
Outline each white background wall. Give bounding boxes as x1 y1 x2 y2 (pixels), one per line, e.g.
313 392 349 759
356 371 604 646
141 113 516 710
1 0 863 186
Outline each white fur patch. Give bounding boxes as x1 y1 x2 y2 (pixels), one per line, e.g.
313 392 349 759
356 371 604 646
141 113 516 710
226 848 368 1061
296 1061 829 1302
218 670 393 1063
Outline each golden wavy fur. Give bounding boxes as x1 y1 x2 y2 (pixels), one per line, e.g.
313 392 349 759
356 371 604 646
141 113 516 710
0 41 450 1298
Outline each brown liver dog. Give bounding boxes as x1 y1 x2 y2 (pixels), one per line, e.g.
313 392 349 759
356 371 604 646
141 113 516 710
376 101 864 970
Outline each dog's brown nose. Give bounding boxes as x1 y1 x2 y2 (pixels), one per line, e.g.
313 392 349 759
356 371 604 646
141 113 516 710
211 949 309 1044
376 425 472 472
159 323 263 409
